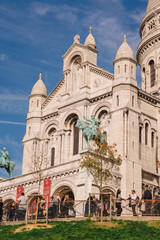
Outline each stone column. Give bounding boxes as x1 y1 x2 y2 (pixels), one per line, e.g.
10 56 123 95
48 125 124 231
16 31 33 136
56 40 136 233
86 64 89 87
65 72 68 92
145 70 149 92
64 70 71 93
123 110 129 158
79 130 83 153
56 134 61 165
156 64 160 90
83 64 86 86
61 133 65 164
67 130 71 162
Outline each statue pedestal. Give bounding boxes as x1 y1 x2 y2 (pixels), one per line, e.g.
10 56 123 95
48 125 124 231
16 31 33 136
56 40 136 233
0 176 6 181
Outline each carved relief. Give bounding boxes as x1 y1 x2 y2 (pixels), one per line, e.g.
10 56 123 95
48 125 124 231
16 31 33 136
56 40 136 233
72 57 82 92
93 78 101 88
56 94 62 103
98 110 110 127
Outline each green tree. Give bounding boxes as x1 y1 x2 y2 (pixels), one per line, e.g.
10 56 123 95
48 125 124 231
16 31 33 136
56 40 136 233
80 132 122 222
27 142 49 224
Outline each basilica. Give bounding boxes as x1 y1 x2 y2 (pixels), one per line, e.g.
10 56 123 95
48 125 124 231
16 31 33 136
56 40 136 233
0 0 160 213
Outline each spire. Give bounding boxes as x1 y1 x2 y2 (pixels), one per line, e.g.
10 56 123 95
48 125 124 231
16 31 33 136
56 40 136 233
39 73 42 80
31 73 47 96
115 35 135 60
123 35 127 42
84 26 96 49
74 34 80 43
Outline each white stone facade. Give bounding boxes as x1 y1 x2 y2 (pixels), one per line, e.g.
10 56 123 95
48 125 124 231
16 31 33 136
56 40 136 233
0 0 160 209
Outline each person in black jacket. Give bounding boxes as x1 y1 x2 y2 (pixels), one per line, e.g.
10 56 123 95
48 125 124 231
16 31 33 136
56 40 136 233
0 197 3 223
143 185 152 216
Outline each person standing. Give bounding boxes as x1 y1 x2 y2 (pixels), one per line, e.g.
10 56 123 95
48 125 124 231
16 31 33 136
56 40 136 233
17 192 27 220
143 185 152 216
0 197 3 224
116 189 124 216
8 201 16 221
131 190 137 216
53 193 60 218
63 195 70 218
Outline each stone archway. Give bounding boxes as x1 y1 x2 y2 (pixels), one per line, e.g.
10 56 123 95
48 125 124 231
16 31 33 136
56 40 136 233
102 188 116 200
3 199 14 219
53 185 74 202
28 192 38 215
101 188 116 215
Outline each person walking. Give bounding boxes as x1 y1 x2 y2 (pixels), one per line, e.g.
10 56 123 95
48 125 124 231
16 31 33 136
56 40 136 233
131 190 137 216
0 197 3 224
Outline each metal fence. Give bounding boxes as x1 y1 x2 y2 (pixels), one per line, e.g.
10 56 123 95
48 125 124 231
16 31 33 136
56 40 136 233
2 196 160 224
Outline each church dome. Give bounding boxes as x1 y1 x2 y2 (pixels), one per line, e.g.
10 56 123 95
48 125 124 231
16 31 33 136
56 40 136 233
116 36 134 60
84 27 96 49
146 0 159 13
31 73 47 96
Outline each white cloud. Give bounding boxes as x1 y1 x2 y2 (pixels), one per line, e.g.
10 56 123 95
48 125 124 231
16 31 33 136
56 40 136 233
0 53 6 61
130 9 146 24
0 134 21 147
0 92 27 101
30 2 78 23
41 59 52 65
0 121 25 126
0 89 28 114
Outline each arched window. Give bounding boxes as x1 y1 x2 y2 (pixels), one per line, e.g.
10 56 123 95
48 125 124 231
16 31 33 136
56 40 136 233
131 66 133 75
117 95 119 106
29 127 31 136
149 60 155 87
145 123 149 145
132 96 134 107
98 110 109 127
142 67 145 73
65 114 79 156
151 132 154 148
51 147 55 166
124 64 127 73
139 126 142 143
73 123 79 155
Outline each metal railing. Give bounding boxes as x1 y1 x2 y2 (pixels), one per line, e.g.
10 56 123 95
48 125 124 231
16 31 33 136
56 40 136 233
2 197 160 224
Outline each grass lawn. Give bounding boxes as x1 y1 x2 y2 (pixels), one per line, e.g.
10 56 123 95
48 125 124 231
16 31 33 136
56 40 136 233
1 220 160 240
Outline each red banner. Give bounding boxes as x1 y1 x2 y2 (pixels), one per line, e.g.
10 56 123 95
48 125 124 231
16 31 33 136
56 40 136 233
43 178 51 207
16 186 23 200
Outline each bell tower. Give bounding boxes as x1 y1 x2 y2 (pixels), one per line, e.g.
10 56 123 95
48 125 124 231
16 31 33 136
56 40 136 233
137 0 160 96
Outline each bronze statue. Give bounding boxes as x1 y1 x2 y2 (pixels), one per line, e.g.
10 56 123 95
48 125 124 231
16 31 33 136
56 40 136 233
0 147 15 178
76 115 106 149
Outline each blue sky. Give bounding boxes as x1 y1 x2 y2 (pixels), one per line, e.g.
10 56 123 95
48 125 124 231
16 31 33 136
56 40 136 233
0 0 148 178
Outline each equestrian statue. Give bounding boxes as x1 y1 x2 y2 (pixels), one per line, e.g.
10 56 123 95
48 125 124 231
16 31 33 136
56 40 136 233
0 147 15 178
76 115 106 150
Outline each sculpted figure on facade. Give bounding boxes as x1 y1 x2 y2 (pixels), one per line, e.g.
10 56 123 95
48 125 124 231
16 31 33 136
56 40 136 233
93 78 101 88
72 58 82 91
99 112 110 127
